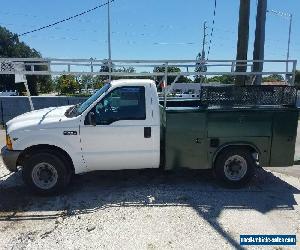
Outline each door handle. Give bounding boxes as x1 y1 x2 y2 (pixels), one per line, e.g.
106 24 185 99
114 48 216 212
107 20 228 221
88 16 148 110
144 127 151 138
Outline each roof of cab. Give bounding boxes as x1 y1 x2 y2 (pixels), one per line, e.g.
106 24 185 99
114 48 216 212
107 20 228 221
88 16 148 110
110 79 155 87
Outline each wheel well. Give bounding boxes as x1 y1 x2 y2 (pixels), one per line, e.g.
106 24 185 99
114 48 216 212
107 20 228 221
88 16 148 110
17 144 75 174
213 145 259 167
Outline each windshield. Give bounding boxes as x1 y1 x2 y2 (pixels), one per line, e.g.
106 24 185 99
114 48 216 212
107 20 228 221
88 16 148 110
66 83 111 117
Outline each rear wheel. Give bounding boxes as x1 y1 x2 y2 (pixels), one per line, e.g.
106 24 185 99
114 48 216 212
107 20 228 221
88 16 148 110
22 152 71 195
214 147 255 187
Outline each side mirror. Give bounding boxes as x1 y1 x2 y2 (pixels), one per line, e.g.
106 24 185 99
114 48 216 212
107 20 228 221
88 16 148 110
88 111 96 126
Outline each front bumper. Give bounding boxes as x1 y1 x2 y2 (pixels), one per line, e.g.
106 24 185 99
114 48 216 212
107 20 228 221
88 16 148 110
1 146 21 172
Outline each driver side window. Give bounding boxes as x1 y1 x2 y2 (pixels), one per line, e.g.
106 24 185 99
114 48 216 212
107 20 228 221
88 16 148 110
89 86 146 125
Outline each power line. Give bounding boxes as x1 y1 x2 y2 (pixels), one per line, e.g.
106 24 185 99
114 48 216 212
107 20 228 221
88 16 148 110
153 42 195 45
206 0 217 60
17 0 115 37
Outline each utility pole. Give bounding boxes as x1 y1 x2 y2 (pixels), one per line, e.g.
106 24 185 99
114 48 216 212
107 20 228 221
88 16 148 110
107 0 112 82
195 21 207 83
201 21 207 62
267 10 293 84
235 0 250 85
253 0 267 85
286 13 292 84
287 14 292 70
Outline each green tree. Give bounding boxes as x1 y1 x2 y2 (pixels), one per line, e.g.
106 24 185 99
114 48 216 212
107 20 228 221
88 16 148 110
38 78 54 94
96 59 115 82
194 52 207 83
114 66 135 80
262 74 284 82
80 75 93 90
56 75 80 95
93 81 104 89
207 75 235 84
0 25 50 95
79 75 105 93
153 66 191 84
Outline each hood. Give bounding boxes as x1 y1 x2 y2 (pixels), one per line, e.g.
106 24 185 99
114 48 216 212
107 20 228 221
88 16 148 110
6 105 74 133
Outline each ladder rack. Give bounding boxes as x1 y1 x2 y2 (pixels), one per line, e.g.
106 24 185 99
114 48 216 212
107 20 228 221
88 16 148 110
0 58 297 82
0 58 297 111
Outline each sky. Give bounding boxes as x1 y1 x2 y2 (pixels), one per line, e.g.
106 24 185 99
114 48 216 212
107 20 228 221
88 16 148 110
0 0 299 72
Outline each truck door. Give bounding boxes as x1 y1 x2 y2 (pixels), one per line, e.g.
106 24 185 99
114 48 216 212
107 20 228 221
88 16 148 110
80 85 159 170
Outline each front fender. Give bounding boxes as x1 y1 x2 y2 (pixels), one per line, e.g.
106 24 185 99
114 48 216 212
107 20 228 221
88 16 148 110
11 129 86 174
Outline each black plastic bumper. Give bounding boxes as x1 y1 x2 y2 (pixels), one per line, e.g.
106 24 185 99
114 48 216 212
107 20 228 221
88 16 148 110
1 146 21 172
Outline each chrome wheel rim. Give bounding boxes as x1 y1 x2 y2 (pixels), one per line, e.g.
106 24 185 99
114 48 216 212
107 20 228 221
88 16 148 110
31 162 58 190
224 155 247 181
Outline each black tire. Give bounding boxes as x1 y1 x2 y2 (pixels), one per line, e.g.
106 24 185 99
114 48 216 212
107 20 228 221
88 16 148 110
22 151 71 195
214 147 255 188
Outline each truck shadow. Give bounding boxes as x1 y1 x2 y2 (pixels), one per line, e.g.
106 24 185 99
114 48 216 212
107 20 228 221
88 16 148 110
0 168 299 249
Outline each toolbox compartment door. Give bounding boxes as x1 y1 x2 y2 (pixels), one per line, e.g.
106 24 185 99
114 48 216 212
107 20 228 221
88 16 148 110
270 110 298 166
165 110 208 170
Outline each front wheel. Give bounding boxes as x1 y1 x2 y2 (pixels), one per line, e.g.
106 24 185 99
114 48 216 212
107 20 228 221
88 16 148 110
22 152 71 195
214 147 255 188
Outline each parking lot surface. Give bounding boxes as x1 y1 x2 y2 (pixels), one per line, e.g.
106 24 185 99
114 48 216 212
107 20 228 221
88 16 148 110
0 128 300 249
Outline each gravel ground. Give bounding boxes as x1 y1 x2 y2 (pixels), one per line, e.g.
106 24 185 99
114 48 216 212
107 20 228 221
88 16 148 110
1 129 300 249
1 163 300 250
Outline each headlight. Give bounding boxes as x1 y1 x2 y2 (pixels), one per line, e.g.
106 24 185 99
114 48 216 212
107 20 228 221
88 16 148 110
6 134 13 150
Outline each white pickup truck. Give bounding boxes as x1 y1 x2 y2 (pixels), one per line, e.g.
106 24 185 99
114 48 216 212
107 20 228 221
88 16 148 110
1 79 298 194
2 80 161 194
